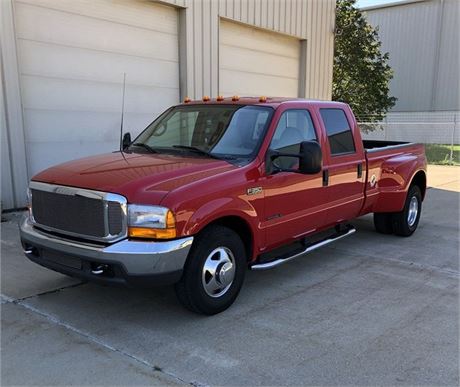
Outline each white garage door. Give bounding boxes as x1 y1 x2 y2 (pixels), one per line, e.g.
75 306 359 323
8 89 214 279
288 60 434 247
14 0 179 176
219 20 300 98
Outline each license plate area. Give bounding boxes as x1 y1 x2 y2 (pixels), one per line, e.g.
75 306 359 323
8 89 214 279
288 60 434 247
42 250 82 270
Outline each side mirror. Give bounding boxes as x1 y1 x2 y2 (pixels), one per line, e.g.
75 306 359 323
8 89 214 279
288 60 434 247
266 141 322 175
122 132 131 150
298 141 322 174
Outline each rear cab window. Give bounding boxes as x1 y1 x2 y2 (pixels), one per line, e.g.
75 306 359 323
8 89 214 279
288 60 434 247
320 108 355 156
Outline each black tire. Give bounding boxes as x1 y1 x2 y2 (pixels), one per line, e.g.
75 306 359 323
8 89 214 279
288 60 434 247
373 212 394 234
392 185 422 237
174 225 246 315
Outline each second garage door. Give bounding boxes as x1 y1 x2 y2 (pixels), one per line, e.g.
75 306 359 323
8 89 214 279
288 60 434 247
219 20 301 98
14 0 180 177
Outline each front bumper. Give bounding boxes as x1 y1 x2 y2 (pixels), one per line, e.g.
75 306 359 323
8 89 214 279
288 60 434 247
19 215 193 287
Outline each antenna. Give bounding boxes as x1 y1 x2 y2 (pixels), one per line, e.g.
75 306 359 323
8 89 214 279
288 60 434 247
119 72 126 152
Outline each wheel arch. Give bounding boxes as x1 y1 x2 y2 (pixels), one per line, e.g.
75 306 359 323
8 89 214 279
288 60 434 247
198 215 255 262
410 170 427 200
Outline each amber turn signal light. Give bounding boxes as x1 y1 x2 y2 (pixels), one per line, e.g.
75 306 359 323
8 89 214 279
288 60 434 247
128 227 176 239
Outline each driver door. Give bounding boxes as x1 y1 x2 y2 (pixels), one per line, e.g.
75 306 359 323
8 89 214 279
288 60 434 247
260 108 330 250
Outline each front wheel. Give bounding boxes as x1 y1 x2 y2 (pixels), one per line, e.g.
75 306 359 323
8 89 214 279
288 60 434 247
174 225 246 315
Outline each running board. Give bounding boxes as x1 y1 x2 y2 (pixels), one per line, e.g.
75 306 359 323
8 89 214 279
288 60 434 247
250 225 356 271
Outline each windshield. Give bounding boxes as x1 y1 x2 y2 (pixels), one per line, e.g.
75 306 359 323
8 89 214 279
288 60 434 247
130 105 273 161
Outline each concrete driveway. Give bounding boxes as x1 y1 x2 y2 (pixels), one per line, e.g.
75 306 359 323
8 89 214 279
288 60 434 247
1 165 459 386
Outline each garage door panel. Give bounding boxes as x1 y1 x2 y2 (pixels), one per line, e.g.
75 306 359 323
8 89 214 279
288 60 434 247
24 110 122 144
22 76 177 113
24 109 161 148
15 2 179 62
17 0 178 35
220 20 299 59
22 76 125 112
220 69 299 97
18 40 179 89
220 45 299 79
15 0 179 177
219 20 300 97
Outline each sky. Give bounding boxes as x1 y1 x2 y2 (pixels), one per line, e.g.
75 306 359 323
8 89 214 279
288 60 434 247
356 0 410 8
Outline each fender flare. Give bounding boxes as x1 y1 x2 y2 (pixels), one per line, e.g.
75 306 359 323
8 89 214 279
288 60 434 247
181 197 261 260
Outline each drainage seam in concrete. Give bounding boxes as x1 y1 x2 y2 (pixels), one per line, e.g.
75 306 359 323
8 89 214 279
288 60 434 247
2 295 204 387
14 281 86 302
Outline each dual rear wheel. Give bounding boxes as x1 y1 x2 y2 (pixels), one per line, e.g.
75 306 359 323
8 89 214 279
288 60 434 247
374 185 422 236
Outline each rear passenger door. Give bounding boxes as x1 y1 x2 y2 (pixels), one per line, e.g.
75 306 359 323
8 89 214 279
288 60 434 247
318 107 366 224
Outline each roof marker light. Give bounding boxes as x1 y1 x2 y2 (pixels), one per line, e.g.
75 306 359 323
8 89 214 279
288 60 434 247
259 96 267 102
232 95 240 101
202 95 210 102
216 95 224 101
183 97 191 103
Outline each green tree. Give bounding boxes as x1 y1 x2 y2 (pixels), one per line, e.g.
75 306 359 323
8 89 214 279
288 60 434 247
333 0 396 129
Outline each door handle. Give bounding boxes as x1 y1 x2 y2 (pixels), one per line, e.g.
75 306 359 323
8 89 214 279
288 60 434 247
322 169 329 186
357 163 363 178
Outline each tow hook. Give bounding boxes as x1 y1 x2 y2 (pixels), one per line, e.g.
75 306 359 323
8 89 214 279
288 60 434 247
91 264 108 275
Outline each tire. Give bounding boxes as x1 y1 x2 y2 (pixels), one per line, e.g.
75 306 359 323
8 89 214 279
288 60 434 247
373 212 394 234
174 225 246 315
392 185 422 237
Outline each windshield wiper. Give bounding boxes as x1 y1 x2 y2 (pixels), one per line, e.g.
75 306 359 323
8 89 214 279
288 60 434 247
171 145 222 159
131 143 158 153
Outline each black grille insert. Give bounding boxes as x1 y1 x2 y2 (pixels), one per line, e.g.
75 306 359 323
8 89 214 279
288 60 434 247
31 189 122 239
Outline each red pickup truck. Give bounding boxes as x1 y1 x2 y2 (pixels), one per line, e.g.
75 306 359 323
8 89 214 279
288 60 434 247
20 97 427 314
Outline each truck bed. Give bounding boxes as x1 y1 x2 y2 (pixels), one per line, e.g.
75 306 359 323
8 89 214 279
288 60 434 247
363 140 415 153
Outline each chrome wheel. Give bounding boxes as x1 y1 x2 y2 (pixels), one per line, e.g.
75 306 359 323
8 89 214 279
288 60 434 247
407 196 419 227
201 247 236 298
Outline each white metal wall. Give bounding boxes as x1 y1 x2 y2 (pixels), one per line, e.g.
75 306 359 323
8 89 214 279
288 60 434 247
167 0 336 101
364 0 459 112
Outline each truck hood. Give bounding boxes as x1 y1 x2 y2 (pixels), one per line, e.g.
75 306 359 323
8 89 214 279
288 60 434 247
32 151 237 204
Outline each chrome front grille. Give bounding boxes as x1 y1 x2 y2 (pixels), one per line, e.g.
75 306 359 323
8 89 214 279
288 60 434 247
29 181 127 243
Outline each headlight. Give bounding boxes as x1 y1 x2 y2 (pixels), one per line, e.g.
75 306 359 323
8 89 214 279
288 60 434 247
127 204 176 239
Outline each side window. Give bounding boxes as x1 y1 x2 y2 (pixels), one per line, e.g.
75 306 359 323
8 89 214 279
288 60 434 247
320 109 356 155
270 109 317 169
270 110 317 152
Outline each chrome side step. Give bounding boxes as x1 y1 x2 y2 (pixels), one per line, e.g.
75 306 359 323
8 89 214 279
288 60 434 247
250 226 356 271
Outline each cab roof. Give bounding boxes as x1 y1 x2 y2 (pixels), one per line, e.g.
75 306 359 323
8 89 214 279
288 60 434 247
177 96 346 108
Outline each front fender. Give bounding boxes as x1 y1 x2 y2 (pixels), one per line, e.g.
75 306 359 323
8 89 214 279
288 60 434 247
180 197 261 259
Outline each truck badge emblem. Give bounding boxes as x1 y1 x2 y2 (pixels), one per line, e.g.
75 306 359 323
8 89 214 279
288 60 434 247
247 187 262 195
370 174 377 187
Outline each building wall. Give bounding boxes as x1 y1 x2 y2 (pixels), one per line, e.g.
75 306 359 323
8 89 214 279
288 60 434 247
168 0 336 101
1 0 335 210
364 0 459 113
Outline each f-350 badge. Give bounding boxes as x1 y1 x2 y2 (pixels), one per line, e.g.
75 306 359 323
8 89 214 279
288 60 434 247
247 187 263 195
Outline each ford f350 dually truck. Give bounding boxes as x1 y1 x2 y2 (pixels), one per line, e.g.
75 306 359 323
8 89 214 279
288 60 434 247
20 97 427 314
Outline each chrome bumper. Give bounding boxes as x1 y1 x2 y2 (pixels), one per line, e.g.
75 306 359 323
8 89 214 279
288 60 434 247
19 215 193 283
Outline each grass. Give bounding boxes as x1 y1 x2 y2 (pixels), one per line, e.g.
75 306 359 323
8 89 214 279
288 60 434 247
424 144 460 165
